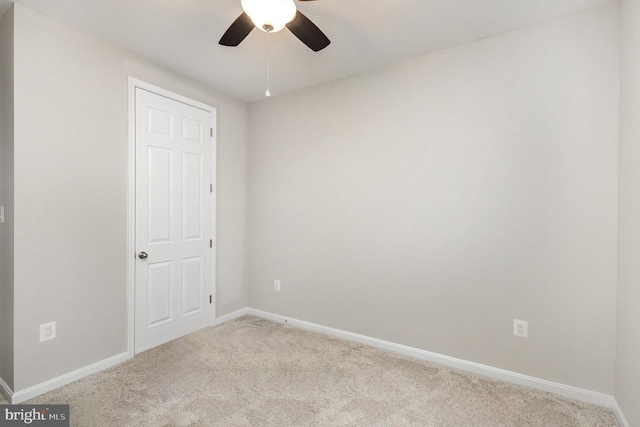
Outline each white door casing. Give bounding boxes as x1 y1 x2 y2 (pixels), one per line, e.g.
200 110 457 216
132 84 216 354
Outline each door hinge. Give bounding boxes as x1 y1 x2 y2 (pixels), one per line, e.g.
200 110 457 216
210 128 213 137
209 295 212 304
210 239 213 248
210 183 213 193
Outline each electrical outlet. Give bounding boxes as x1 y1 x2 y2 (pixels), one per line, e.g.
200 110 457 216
513 319 528 338
274 280 281 291
40 321 56 342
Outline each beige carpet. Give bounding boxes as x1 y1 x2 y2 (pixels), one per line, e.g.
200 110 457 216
14 315 619 426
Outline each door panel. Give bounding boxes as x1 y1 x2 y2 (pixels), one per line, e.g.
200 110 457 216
147 261 172 326
182 152 203 240
182 256 203 315
148 147 172 244
182 117 203 143
134 88 213 353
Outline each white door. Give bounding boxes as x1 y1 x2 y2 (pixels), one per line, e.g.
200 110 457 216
134 87 214 354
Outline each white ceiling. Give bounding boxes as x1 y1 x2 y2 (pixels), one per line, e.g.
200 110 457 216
1 0 612 102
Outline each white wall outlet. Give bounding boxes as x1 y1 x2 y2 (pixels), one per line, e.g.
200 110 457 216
274 280 281 291
40 321 56 342
513 319 528 338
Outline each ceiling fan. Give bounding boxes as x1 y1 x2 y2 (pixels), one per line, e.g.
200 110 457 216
219 0 331 52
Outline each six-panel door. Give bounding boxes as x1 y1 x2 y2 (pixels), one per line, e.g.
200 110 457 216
134 88 213 353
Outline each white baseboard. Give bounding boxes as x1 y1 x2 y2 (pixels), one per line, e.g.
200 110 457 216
0 376 12 402
247 308 617 409
6 308 247 404
7 306 629 425
214 307 250 326
10 352 130 404
611 399 631 427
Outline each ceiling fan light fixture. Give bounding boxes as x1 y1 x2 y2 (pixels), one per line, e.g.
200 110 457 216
241 0 297 33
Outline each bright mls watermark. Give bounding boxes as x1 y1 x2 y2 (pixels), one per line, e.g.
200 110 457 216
0 405 69 426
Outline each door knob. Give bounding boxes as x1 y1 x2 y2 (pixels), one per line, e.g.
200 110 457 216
138 251 148 260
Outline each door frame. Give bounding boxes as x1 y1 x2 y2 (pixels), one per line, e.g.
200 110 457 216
127 77 217 357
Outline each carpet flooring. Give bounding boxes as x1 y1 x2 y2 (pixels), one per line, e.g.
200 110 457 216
10 315 620 426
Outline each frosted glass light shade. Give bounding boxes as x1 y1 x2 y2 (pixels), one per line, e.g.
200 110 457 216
241 0 297 33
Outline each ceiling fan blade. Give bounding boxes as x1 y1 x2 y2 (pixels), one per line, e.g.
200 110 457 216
219 12 255 47
286 11 330 52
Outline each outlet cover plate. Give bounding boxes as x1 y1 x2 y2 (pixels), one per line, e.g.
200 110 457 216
40 321 56 342
513 319 528 338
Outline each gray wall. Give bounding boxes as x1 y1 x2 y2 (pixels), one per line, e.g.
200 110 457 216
11 4 247 392
248 4 619 394
616 1 640 425
0 5 15 391
4 0 634 411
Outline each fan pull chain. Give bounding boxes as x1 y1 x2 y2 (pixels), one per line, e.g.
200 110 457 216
265 31 271 97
